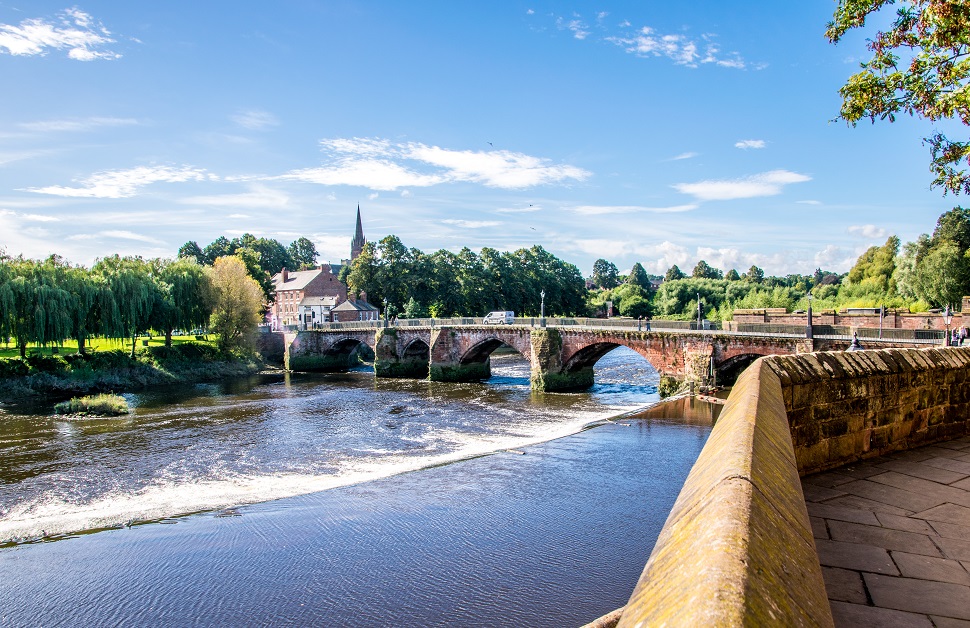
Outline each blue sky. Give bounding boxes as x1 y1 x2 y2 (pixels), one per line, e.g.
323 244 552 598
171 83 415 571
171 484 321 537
0 2 957 277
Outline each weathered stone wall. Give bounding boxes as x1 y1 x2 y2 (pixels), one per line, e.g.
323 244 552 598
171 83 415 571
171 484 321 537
284 329 375 371
763 347 970 475
733 308 963 331
255 330 286 365
616 360 833 627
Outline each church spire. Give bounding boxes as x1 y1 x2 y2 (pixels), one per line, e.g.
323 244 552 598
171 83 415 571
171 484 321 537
351 205 366 260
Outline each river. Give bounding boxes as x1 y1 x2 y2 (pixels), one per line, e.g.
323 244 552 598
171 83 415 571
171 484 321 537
0 347 717 626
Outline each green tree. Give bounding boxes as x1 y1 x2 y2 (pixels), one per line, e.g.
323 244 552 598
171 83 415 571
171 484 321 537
203 236 232 263
150 258 215 347
665 265 686 281
208 256 265 352
92 255 158 357
627 262 651 290
287 237 319 270
847 235 900 293
743 265 765 284
827 1 970 194
178 241 206 264
692 260 722 280
592 258 620 289
725 269 741 281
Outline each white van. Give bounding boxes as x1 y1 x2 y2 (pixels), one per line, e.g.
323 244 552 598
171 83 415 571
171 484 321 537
483 311 515 325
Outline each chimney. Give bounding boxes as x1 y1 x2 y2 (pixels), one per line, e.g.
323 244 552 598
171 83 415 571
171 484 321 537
282 268 289 282
359 291 368 304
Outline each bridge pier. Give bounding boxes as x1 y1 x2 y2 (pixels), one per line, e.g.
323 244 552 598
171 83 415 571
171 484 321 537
428 328 492 382
373 328 430 379
284 330 375 372
531 328 595 392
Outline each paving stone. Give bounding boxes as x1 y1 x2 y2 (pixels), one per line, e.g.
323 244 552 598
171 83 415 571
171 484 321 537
829 601 933 628
875 460 969 485
923 458 970 475
914 503 970 527
875 512 936 535
810 516 828 539
826 494 915 517
864 573 970 619
802 483 849 502
921 447 970 460
836 464 891 480
815 539 899 575
828 520 942 557
929 520 970 541
936 536 970 562
953 477 970 491
891 551 970 586
931 616 970 628
805 501 881 526
836 479 946 513
889 449 937 463
935 441 970 451
867 472 970 509
821 567 868 604
803 471 858 489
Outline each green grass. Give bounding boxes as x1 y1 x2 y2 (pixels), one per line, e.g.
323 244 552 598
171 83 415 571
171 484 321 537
54 393 130 417
0 335 214 359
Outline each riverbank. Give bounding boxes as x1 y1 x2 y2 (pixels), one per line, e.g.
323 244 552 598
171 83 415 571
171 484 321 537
0 343 266 401
0 401 715 627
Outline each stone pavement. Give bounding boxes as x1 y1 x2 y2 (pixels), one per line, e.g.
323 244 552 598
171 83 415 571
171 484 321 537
803 436 970 627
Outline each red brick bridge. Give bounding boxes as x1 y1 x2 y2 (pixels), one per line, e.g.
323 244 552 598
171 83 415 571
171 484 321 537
280 322 887 391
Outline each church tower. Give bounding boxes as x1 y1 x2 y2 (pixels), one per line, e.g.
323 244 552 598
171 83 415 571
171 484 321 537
350 205 366 261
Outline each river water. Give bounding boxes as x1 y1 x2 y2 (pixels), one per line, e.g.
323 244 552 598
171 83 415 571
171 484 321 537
0 347 717 626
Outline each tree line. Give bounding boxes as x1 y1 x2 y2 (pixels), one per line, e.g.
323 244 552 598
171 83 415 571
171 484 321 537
0 254 263 357
345 236 588 318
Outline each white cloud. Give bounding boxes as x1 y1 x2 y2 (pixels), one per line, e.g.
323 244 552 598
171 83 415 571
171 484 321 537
571 204 697 215
231 109 279 130
848 224 887 239
797 200 822 205
441 219 501 229
606 26 746 68
495 206 541 213
67 230 165 245
0 8 121 60
368 192 379 200
400 189 412 198
735 139 765 149
673 169 811 201
228 213 250 219
20 117 139 132
277 137 589 191
815 244 857 270
26 165 213 198
670 152 698 161
181 184 290 209
558 17 589 40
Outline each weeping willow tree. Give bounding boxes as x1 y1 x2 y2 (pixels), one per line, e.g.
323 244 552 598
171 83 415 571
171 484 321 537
2 258 74 357
93 255 158 358
150 257 216 347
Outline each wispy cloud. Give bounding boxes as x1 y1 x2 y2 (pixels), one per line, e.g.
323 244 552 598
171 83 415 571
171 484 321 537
606 27 747 68
495 206 541 213
557 15 589 40
67 230 165 244
570 204 697 215
797 200 822 206
441 219 501 228
26 165 213 198
735 139 765 149
669 152 698 161
20 116 139 132
277 137 589 191
0 8 122 60
848 224 887 239
673 170 811 201
180 184 289 209
231 109 280 130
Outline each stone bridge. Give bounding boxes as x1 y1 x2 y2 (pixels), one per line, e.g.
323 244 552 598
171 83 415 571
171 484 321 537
284 324 824 392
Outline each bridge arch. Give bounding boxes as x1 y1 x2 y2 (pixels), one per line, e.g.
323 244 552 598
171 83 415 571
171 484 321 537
715 352 766 386
459 337 527 365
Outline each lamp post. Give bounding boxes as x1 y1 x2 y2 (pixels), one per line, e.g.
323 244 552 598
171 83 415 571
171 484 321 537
540 289 546 328
383 297 389 328
944 304 953 346
697 293 703 330
806 292 813 340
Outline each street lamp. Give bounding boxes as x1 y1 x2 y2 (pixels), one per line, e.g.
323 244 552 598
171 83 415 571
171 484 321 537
806 292 813 340
847 332 863 351
383 297 389 328
697 292 703 330
540 289 546 328
943 305 953 346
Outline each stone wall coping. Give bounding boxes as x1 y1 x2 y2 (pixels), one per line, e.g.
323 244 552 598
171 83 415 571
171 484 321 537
616 360 833 627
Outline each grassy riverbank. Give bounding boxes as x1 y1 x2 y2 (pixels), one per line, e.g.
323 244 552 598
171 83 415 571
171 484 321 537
0 341 265 400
